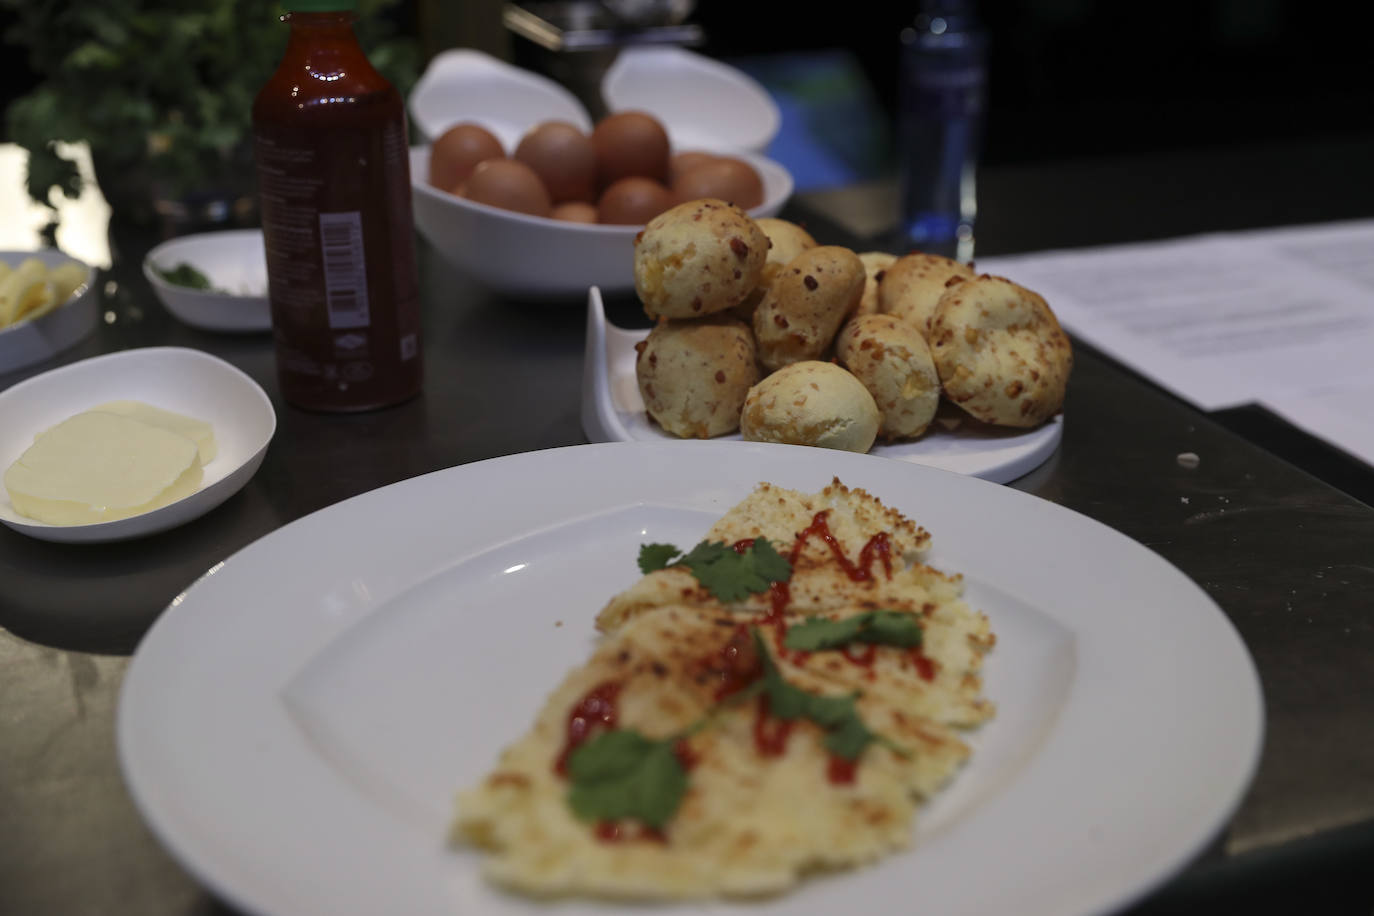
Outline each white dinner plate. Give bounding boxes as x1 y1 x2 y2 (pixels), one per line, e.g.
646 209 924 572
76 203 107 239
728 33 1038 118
582 288 1063 482
0 347 276 543
118 441 1262 916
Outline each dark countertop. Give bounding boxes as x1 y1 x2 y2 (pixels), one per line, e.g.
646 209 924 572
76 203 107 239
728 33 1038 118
3 134 1373 915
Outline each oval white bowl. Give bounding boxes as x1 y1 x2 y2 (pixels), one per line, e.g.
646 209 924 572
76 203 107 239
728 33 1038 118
602 47 781 153
0 249 98 374
409 146 792 298
143 230 271 333
0 346 276 543
408 49 592 149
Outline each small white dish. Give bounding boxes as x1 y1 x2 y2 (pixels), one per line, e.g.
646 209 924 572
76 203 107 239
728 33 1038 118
582 288 1063 482
410 146 792 298
143 230 271 333
0 249 98 375
602 47 781 153
408 49 592 148
0 346 276 543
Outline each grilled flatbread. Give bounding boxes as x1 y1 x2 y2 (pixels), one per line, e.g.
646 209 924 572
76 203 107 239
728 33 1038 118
453 479 995 899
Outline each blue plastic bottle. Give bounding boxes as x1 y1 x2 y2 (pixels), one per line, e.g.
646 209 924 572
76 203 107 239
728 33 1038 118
897 0 987 262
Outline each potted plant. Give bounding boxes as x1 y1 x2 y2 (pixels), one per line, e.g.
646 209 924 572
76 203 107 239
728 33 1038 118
3 0 417 239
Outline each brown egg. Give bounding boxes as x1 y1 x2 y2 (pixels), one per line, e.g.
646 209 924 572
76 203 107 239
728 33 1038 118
672 157 765 210
463 159 552 217
669 150 718 186
551 201 599 224
597 177 675 225
591 111 671 188
429 122 505 192
514 121 597 204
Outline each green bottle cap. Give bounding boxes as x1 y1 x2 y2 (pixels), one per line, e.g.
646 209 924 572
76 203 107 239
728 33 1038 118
284 0 358 11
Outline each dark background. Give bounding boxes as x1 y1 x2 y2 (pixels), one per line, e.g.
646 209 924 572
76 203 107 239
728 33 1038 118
697 0 1374 165
4 1 1373 166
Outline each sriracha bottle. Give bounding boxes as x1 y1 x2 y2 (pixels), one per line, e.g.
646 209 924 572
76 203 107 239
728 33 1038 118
252 0 422 411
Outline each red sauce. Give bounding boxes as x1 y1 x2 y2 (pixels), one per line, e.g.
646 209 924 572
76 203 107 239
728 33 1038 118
705 624 762 701
790 512 894 584
909 650 938 682
672 739 699 771
554 681 621 774
595 821 668 844
752 694 795 756
827 755 859 784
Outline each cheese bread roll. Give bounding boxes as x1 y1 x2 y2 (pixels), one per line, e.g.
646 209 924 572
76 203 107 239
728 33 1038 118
634 198 768 320
635 315 759 439
837 314 941 440
877 252 975 338
752 246 864 372
929 274 1072 427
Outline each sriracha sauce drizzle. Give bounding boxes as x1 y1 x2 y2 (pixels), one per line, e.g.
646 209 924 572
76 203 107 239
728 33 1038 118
554 681 621 775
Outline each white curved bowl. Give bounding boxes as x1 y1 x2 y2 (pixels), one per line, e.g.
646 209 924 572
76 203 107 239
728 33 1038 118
0 347 276 543
408 49 591 149
602 47 781 153
143 230 270 333
409 146 793 298
0 249 98 374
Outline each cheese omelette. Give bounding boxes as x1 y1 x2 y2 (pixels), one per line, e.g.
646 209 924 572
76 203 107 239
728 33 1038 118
452 479 995 899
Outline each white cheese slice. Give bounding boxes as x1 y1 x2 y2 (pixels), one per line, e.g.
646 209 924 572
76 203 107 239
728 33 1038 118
91 399 218 464
4 410 203 526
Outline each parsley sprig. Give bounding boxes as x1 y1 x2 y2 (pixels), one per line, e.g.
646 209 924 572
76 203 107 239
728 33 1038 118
638 539 792 603
747 629 908 761
783 610 923 652
565 730 687 829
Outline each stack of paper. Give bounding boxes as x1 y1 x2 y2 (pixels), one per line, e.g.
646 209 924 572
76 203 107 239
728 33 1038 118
979 220 1374 465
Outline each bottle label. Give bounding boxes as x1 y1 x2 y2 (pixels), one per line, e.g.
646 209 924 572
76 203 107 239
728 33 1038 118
255 118 422 410
318 211 371 330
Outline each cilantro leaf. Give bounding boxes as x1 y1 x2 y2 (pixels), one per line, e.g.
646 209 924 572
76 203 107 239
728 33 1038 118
565 729 687 830
638 543 683 574
783 610 923 652
747 538 793 584
680 539 792 603
823 713 878 760
750 629 903 762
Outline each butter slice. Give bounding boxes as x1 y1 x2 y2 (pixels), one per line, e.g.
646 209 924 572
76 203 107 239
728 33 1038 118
5 411 203 526
92 400 217 464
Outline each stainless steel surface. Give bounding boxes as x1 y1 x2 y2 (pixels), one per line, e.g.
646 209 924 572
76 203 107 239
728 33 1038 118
3 137 1374 914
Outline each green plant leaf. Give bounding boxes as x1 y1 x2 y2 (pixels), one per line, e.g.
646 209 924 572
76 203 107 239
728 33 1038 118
783 610 924 652
681 539 791 603
750 629 902 762
565 730 688 830
637 543 682 574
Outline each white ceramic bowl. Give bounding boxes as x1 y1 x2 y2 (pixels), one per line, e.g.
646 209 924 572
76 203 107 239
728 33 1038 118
406 47 794 298
408 49 591 148
143 230 271 333
409 146 792 298
602 47 781 153
0 249 98 374
0 346 276 543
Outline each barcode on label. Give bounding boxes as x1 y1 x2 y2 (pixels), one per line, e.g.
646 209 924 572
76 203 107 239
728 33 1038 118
319 211 371 329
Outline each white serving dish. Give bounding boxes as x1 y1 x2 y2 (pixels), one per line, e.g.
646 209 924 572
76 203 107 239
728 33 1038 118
602 46 781 153
0 249 98 375
405 48 794 298
410 146 791 298
0 346 276 543
117 440 1262 916
143 229 271 333
408 49 591 148
582 288 1063 483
